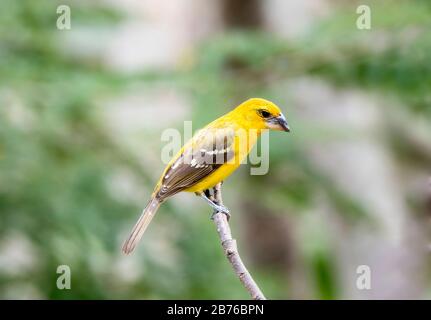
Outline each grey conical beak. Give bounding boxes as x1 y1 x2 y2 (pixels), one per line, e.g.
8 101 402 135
276 113 290 132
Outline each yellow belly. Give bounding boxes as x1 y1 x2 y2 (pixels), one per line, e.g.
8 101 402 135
183 128 260 193
184 162 241 193
184 130 259 193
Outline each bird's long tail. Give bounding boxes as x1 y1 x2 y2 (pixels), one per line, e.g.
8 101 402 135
122 197 161 254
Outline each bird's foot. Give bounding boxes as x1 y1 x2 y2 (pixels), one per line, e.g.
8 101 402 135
210 205 231 221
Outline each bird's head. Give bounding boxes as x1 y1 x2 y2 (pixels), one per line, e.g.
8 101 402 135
234 98 290 132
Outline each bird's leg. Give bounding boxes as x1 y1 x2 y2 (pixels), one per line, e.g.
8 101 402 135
204 189 212 199
197 190 230 220
211 183 231 221
204 189 225 220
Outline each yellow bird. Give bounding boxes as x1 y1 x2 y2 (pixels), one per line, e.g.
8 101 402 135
122 98 290 254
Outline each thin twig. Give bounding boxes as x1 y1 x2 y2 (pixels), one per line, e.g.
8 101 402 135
211 182 266 300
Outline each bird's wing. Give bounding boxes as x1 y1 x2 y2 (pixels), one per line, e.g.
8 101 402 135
155 126 236 199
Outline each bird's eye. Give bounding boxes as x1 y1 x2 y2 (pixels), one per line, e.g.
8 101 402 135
258 109 271 118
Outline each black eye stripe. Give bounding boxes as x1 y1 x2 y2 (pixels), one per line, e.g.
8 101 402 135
258 109 271 118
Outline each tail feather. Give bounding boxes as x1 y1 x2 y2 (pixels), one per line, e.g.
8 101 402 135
122 197 161 254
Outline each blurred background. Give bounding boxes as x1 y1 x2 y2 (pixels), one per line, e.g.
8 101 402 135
0 0 430 299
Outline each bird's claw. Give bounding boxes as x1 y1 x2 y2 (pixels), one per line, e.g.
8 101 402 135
210 205 231 221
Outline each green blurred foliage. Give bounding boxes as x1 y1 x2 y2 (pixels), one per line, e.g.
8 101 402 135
302 1 431 115
0 0 429 299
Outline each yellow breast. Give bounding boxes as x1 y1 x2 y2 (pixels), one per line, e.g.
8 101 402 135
185 130 260 193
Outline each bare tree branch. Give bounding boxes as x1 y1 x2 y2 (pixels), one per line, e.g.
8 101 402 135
211 182 266 300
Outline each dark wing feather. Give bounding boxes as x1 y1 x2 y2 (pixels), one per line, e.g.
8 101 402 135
155 128 235 200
